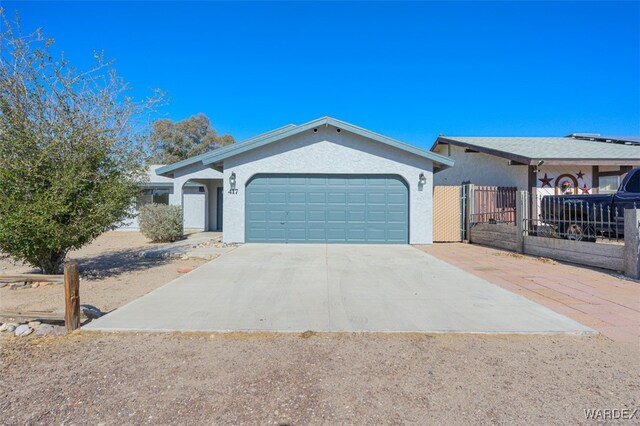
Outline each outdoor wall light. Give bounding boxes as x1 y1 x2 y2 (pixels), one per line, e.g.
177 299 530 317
419 172 427 186
229 172 237 189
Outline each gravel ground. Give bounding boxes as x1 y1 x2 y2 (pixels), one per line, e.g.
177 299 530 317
1 332 638 425
1 234 638 424
0 232 207 314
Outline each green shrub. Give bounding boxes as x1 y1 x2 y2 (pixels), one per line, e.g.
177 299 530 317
0 13 162 273
139 204 183 243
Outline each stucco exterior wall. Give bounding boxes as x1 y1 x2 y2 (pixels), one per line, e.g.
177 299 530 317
185 179 223 231
168 163 223 206
431 145 606 221
221 126 434 244
433 145 603 195
534 165 594 195
531 165 595 219
182 187 205 230
433 144 529 189
167 164 223 231
117 188 206 231
117 165 222 231
118 165 176 231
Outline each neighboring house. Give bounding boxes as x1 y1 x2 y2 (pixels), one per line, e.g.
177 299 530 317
118 165 210 231
150 116 453 244
569 133 640 146
431 135 640 198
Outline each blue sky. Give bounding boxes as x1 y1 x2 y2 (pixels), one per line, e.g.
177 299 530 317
3 1 639 147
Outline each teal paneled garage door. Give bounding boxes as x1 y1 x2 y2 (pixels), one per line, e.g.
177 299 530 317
245 174 409 243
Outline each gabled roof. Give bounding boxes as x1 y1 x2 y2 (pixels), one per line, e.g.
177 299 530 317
139 181 202 188
157 116 453 176
155 124 297 176
155 152 214 177
433 136 640 166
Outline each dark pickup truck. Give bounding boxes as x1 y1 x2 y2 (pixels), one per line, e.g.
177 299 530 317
539 168 640 241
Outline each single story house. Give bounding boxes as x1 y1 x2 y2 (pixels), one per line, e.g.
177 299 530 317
130 116 453 244
431 134 640 197
118 165 211 231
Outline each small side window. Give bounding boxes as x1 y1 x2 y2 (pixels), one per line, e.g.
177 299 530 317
599 175 620 194
154 189 170 204
137 189 154 208
624 171 640 193
137 188 170 207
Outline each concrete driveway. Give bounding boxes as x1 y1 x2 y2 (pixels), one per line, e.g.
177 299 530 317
85 244 593 334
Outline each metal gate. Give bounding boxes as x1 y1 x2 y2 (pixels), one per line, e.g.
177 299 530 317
433 186 463 242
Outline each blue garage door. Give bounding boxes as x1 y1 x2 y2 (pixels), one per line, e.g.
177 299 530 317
245 174 409 243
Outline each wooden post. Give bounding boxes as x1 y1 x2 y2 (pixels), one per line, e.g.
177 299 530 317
64 262 81 331
515 190 528 254
624 209 640 279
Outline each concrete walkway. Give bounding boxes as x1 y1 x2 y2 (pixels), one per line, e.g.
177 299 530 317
85 244 593 334
419 243 639 342
136 232 237 260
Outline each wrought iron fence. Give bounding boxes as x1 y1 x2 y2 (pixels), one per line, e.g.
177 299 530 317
461 184 469 240
526 193 635 243
470 186 517 225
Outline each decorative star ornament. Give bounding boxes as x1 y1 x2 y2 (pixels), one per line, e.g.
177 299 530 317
581 184 590 194
538 173 553 188
576 170 585 180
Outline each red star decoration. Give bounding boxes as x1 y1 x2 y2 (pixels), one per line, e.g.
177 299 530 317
576 170 585 180
581 184 590 194
538 173 553 187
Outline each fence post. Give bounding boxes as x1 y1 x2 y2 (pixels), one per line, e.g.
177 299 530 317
515 190 528 254
64 261 81 331
624 209 640 279
463 184 474 242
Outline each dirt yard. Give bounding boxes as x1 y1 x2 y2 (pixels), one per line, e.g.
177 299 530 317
0 232 207 314
1 236 638 424
1 332 638 425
